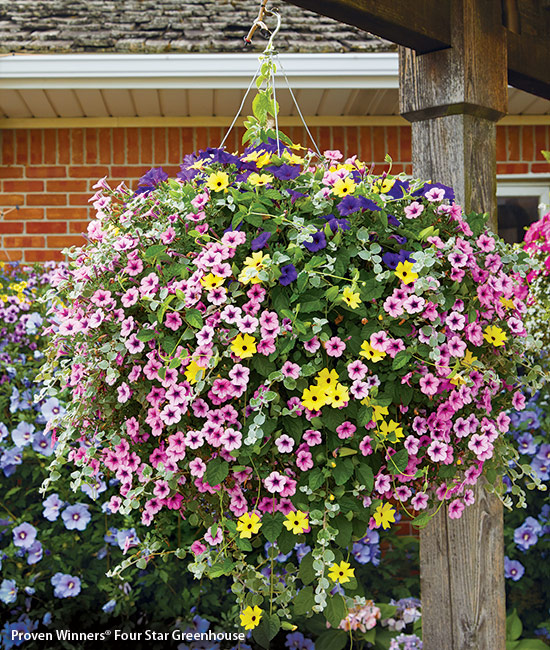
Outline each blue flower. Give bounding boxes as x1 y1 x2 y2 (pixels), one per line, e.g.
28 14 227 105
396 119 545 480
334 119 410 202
531 457 550 481
412 181 455 200
102 599 116 613
0 579 17 604
51 573 81 598
11 422 35 447
104 527 119 546
40 397 65 421
516 433 537 456
303 231 326 252
24 312 43 334
294 543 311 563
0 423 7 442
42 493 63 521
279 264 297 286
285 631 315 650
61 504 91 531
386 179 409 199
264 164 300 181
514 516 542 550
27 541 43 565
116 528 140 551
32 432 55 457
537 443 550 462
13 523 37 549
0 447 24 477
337 195 362 216
251 231 272 251
504 556 525 581
135 167 168 195
325 216 351 233
42 612 52 626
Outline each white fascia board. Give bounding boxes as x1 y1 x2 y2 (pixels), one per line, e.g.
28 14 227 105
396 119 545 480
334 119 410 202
0 52 398 90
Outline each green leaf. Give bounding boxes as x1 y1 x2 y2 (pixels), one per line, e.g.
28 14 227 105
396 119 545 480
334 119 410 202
506 610 523 642
356 463 374 492
315 630 348 650
388 449 409 475
325 285 339 302
136 330 157 342
262 513 284 542
252 613 280 648
392 350 411 370
357 405 373 427
541 150 550 162
334 515 353 547
185 308 203 329
308 468 325 491
298 553 316 585
252 92 273 126
205 458 229 486
410 511 432 529
515 640 550 650
278 527 296 555
333 458 354 486
143 244 167 259
293 586 315 616
325 594 348 628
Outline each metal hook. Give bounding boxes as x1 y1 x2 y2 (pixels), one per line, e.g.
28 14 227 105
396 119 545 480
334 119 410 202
263 9 281 54
244 0 269 45
244 0 281 53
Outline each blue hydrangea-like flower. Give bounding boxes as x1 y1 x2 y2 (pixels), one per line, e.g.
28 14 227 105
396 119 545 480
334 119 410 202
11 422 35 448
102 599 116 613
27 541 43 566
40 397 65 421
13 523 37 549
61 504 91 531
504 556 525 581
514 516 542 550
42 493 63 522
0 579 17 604
32 432 55 457
51 573 81 599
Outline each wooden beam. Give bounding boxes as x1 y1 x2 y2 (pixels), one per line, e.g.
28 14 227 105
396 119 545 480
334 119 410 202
283 0 451 53
508 32 550 100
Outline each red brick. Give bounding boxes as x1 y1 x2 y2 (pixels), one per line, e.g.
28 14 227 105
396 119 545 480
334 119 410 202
153 127 166 163
3 180 44 192
46 207 88 219
26 166 67 178
4 207 43 220
507 126 520 161
318 126 331 152
0 167 23 179
68 166 109 178
46 180 88 192
346 126 358 160
163 165 180 176
0 222 24 234
359 126 373 162
332 126 345 153
195 127 208 152
182 127 193 155
386 127 399 160
531 163 550 173
85 129 98 164
535 126 549 159
141 128 153 164
69 221 90 234
27 194 67 206
167 127 181 164
127 128 139 164
48 235 86 247
30 130 43 165
400 126 411 163
496 162 529 174
58 129 70 164
15 131 28 165
44 130 57 165
404 164 413 175
520 126 534 162
496 126 506 161
70 129 84 164
25 249 64 262
0 250 23 262
113 128 125 165
372 128 386 164
27 221 67 234
4 235 45 248
0 193 24 205
98 128 112 164
68 193 90 206
1 131 15 165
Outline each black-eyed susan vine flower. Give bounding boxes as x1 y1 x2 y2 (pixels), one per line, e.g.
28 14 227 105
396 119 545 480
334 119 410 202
283 510 309 534
239 605 263 630
236 512 262 539
328 561 355 584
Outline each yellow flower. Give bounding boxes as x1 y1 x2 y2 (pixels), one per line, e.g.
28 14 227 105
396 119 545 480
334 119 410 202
372 178 395 194
282 151 304 165
328 561 355 584
200 273 224 291
315 368 339 390
461 349 478 368
256 151 272 168
325 383 350 408
483 325 507 347
184 360 204 384
332 177 356 198
359 341 386 363
283 510 309 535
0 294 7 303
500 296 515 310
238 251 270 285
373 502 396 530
190 159 205 170
394 260 418 285
248 173 273 187
342 286 361 309
205 171 230 192
231 334 257 359
378 419 404 441
301 384 328 411
236 512 262 539
240 606 263 630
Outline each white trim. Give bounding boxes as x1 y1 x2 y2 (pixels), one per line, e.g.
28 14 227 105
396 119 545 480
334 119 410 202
0 52 399 90
496 178 550 216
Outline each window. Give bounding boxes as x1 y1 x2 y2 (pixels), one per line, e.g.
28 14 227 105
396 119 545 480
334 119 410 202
497 179 550 244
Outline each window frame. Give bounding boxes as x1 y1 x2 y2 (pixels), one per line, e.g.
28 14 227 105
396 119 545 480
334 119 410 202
496 175 550 217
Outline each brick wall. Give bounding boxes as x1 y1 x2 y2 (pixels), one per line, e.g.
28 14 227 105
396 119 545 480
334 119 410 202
0 123 548 262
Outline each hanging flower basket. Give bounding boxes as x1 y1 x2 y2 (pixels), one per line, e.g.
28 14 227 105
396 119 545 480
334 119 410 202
40 73 539 636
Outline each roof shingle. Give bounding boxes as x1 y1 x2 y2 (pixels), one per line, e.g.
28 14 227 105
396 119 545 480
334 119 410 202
0 0 393 54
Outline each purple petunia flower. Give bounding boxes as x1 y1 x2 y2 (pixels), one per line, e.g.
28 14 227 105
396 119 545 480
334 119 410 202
504 556 525 581
514 516 542 550
251 231 272 251
303 231 326 252
27 541 43 565
264 164 300 181
42 493 63 521
135 167 168 195
11 422 35 447
61 504 91 531
40 397 65 421
531 457 550 482
32 432 55 457
51 573 81 598
279 264 297 286
13 523 37 549
337 195 362 216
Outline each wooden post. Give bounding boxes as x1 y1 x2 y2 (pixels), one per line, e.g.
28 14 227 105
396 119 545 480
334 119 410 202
399 1 508 649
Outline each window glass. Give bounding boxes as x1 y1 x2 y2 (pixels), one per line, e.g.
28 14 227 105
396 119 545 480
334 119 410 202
497 195 541 244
